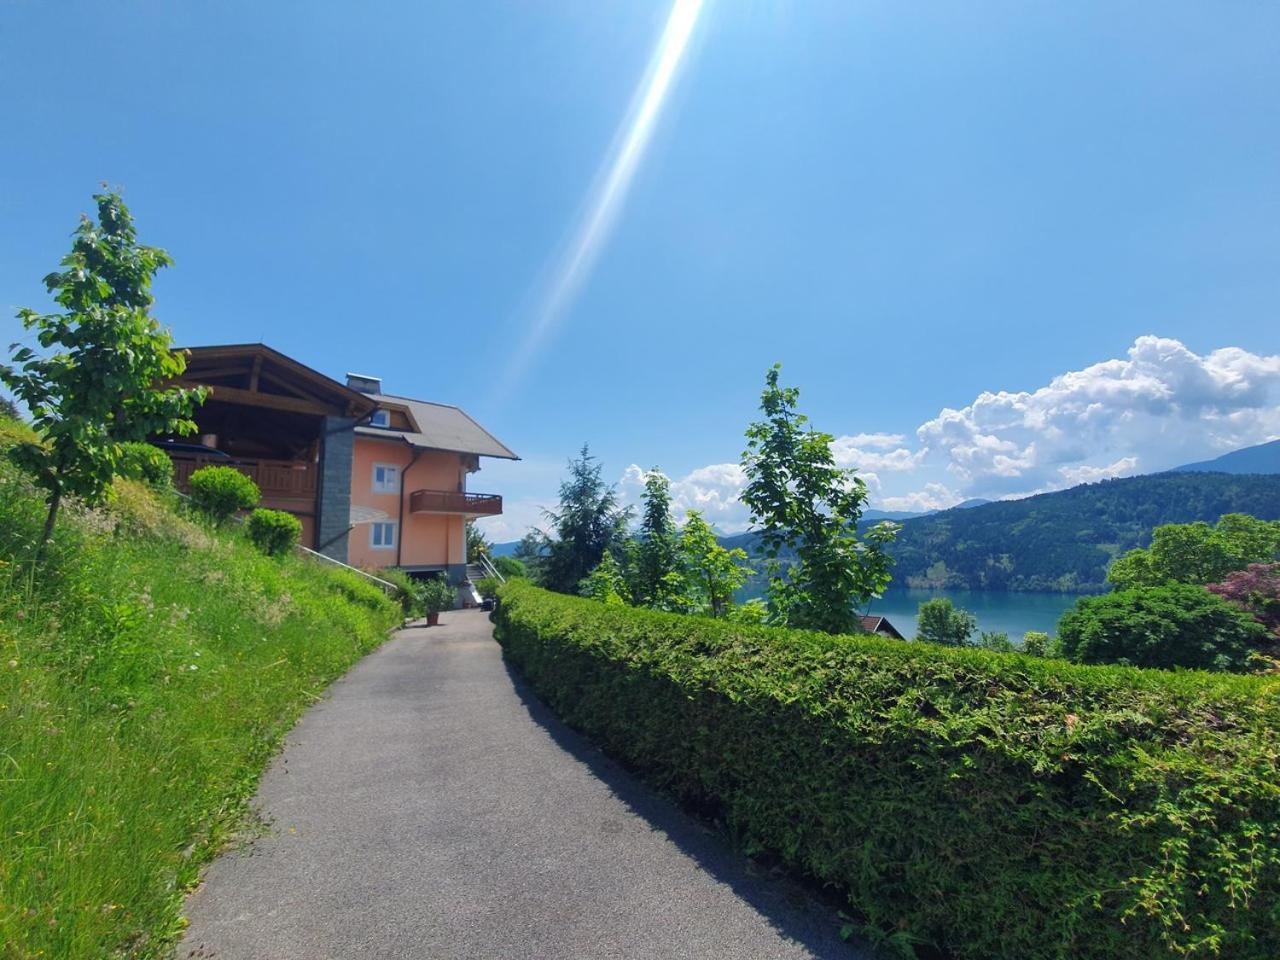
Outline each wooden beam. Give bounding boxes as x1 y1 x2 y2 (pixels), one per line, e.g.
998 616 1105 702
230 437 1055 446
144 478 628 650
184 382 332 416
182 363 253 383
248 355 263 392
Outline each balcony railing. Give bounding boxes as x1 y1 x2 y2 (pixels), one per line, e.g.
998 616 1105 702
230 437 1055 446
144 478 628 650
170 453 317 500
409 489 503 516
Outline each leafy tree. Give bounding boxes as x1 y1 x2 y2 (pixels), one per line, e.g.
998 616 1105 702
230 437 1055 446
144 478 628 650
632 468 683 608
1107 514 1280 590
579 551 629 606
493 555 527 579
1020 631 1057 658
1057 584 1267 672
916 597 977 646
466 522 491 564
1 192 205 557
1206 563 1280 642
678 510 752 618
540 444 631 594
740 364 898 634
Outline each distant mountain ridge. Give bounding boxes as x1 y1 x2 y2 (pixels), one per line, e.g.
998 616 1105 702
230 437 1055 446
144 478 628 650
1171 439 1280 476
720 472 1280 593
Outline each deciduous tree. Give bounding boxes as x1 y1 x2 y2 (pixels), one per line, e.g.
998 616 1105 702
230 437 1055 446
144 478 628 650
1107 514 1280 590
916 597 977 646
678 510 751 618
1 192 205 558
740 364 897 634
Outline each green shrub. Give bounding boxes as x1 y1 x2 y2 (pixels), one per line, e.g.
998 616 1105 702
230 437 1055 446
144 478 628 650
245 508 303 556
188 465 260 521
475 575 501 600
493 555 527 579
420 576 456 615
494 581 1280 960
1058 583 1268 671
114 441 174 489
379 567 426 617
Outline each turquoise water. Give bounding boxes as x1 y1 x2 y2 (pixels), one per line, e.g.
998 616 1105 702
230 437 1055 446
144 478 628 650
863 588 1080 640
739 584 1081 639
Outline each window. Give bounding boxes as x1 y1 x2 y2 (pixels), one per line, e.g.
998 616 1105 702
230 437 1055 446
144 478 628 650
370 522 397 550
369 409 390 428
372 463 399 494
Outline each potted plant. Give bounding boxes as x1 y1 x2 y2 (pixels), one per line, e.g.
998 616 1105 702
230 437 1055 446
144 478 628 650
421 577 456 626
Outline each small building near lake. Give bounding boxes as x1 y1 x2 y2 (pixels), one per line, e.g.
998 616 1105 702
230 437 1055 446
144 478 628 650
859 615 906 641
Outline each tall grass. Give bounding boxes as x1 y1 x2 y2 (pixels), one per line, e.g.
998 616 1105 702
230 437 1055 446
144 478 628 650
0 420 399 958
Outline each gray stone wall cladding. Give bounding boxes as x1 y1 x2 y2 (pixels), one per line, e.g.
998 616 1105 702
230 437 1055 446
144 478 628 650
317 416 356 563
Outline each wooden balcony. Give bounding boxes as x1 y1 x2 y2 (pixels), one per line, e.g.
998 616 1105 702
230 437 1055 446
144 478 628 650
170 453 317 502
409 489 503 517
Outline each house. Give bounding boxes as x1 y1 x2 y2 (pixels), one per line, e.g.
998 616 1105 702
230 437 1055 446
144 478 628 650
859 615 906 640
160 344 517 581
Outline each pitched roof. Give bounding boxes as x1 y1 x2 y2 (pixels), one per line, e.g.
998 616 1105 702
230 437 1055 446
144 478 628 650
355 392 519 460
859 615 906 640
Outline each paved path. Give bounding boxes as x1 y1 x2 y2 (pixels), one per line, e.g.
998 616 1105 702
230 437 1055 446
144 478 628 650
181 611 870 960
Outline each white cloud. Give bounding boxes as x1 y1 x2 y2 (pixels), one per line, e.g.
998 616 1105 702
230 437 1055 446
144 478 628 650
492 337 1280 541
1058 456 1139 486
915 336 1280 493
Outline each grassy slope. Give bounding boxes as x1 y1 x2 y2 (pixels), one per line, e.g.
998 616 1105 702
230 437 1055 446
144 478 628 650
0 419 400 958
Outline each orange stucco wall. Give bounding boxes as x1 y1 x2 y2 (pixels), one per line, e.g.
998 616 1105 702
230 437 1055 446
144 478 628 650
348 436 469 570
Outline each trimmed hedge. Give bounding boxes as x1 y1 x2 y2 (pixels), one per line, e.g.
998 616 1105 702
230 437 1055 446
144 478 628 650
245 507 303 556
493 581 1280 960
188 465 260 521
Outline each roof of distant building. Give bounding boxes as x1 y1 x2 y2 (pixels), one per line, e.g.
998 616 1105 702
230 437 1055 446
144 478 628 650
859 615 906 640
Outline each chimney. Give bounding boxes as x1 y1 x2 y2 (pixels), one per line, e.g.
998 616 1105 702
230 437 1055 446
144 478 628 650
346 373 382 394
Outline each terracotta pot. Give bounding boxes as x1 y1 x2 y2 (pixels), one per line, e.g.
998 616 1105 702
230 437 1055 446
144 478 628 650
427 611 440 626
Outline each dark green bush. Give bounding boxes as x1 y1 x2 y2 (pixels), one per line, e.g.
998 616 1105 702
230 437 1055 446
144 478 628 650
245 508 302 556
493 555 527 579
475 575 501 599
188 465 260 521
1058 584 1268 671
494 581 1280 960
114 442 174 489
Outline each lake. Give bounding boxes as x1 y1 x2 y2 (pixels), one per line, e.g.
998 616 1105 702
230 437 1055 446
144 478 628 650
864 588 1081 640
739 584 1081 639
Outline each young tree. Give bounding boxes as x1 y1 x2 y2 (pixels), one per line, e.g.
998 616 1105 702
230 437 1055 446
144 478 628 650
540 444 631 594
916 597 977 646
1 192 205 556
579 551 630 606
740 364 898 634
632 468 682 609
0 394 20 421
678 510 752 618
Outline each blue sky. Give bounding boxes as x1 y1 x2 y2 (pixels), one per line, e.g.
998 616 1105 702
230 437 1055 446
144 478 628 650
3 1 1278 539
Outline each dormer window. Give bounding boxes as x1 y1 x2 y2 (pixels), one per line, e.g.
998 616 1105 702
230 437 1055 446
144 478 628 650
369 409 390 428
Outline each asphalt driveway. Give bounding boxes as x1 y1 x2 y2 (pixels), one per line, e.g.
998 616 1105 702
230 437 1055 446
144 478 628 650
180 611 870 959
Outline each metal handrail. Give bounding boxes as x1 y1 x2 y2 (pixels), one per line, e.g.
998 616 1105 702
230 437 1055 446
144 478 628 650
477 552 505 584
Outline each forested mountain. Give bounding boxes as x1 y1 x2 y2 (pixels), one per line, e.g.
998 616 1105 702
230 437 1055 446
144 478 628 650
727 472 1280 594
1172 439 1280 476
